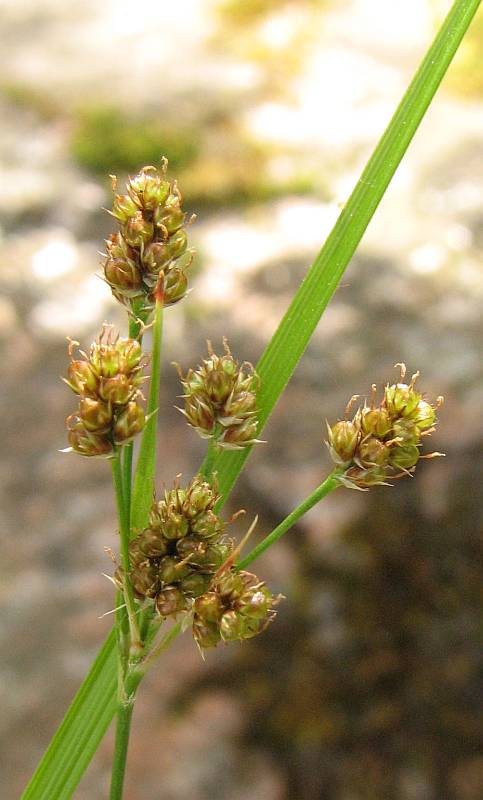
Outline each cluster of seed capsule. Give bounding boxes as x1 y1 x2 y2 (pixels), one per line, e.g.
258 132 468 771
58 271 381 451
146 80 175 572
327 365 443 489
103 160 193 312
64 326 147 457
193 568 281 649
176 339 261 450
122 477 236 616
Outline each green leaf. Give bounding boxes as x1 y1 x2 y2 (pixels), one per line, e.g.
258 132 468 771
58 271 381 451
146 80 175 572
21 630 118 800
130 299 163 534
22 3 481 796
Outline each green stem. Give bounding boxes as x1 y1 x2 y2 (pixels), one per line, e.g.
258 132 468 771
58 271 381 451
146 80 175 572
131 297 164 533
109 700 134 800
237 470 340 570
111 454 142 655
199 432 221 482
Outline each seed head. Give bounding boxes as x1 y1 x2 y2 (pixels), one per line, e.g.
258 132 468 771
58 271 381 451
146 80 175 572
326 364 444 490
63 327 147 457
192 568 281 649
103 161 194 314
176 339 261 450
123 475 237 617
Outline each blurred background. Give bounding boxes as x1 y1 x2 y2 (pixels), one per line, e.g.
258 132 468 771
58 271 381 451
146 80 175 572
1 0 482 798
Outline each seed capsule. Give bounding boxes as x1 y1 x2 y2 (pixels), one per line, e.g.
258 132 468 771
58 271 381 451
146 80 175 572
113 401 145 444
389 444 420 470
156 587 186 616
79 397 112 433
67 421 113 457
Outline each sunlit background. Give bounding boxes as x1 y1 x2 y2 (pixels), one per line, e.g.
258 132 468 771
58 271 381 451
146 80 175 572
1 1 482 798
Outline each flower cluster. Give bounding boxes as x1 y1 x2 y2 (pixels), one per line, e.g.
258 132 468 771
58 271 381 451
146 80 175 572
123 477 235 616
64 326 147 457
327 365 443 489
103 160 193 313
193 568 281 649
175 339 261 450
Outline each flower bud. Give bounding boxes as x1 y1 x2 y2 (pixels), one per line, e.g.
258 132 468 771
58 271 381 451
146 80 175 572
65 360 98 396
155 586 186 617
179 572 211 598
194 592 223 624
111 193 139 222
128 539 149 568
182 477 217 518
391 418 421 445
328 420 360 465
161 511 189 541
360 408 392 438
192 618 221 648
158 555 188 585
136 527 168 558
128 170 170 210
163 267 188 306
385 383 421 417
181 394 216 437
123 212 154 248
98 374 132 405
67 421 113 457
143 242 172 274
154 194 186 234
219 417 259 450
131 560 159 599
389 444 420 470
410 400 437 431
113 401 145 444
191 510 224 539
239 586 276 620
358 436 390 467
79 396 112 433
104 256 143 296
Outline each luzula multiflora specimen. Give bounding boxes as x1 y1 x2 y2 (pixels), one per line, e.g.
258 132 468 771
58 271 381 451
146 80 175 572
63 165 445 660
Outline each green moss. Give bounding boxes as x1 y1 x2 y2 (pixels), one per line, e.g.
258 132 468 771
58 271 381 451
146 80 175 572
0 81 60 120
70 105 199 176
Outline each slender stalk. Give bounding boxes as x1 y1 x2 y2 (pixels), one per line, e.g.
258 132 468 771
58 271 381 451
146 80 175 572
237 470 340 570
131 296 164 533
111 454 142 654
109 701 134 800
199 433 220 482
136 620 184 677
